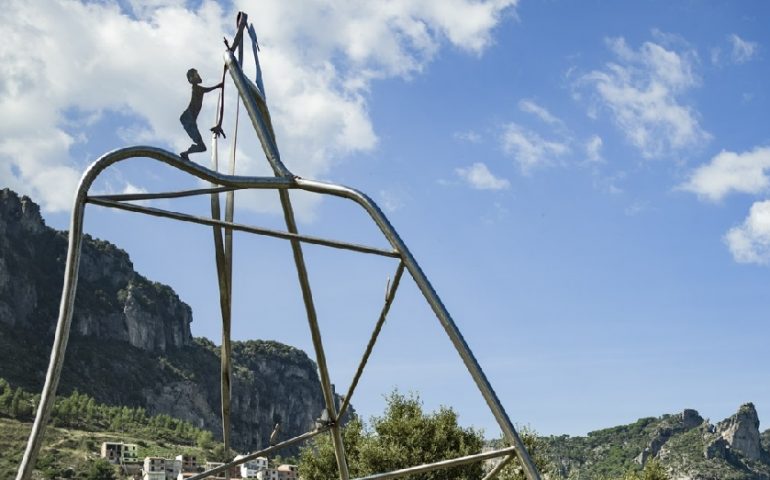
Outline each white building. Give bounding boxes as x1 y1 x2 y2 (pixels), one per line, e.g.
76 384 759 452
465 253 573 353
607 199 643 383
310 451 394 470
256 468 279 480
143 457 167 480
235 455 268 478
165 459 182 480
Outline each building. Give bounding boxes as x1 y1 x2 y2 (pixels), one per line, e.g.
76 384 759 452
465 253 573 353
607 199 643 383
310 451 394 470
165 459 182 480
256 468 279 480
143 457 167 480
101 442 139 464
235 455 268 478
276 464 299 480
175 454 199 473
203 462 228 480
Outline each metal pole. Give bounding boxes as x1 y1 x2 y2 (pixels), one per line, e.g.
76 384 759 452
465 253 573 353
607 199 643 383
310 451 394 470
224 51 290 177
209 133 233 467
228 51 351 480
295 178 542 480
338 262 405 419
89 186 239 202
15 171 97 479
86 197 399 258
352 447 517 480
481 454 515 480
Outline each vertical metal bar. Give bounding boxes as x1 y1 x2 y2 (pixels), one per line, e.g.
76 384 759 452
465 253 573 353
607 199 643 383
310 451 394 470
227 57 350 479
221 42 241 477
276 190 350 480
15 188 90 480
295 179 542 480
209 133 233 465
338 262 405 420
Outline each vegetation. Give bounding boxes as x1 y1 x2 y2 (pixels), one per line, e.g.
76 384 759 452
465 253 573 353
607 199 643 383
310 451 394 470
489 428 553 480
0 378 223 479
299 391 484 480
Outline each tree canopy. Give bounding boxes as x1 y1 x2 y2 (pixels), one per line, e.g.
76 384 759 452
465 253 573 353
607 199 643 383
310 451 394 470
299 391 484 480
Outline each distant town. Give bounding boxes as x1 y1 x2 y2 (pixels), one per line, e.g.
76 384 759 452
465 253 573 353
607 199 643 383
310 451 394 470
101 442 298 480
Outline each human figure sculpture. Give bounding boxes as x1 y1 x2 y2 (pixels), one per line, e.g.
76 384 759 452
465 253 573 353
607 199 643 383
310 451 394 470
179 68 224 160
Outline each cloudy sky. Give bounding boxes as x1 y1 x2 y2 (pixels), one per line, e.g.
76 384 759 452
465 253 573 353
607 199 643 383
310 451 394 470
2 0 770 439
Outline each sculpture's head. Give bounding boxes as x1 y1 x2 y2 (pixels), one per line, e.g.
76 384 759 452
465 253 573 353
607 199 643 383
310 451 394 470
186 68 202 84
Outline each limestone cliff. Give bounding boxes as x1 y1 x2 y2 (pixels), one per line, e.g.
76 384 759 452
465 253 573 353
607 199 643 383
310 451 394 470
0 188 192 351
0 188 341 453
716 402 763 461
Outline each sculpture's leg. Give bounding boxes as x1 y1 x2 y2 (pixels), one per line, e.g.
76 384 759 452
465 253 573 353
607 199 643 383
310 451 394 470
297 179 543 480
15 189 89 480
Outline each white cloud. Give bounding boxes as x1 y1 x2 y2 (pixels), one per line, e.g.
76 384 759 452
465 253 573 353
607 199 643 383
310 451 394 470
729 34 758 64
454 130 483 143
500 123 569 172
725 200 770 264
680 147 770 202
581 36 709 158
624 200 648 217
585 135 603 163
518 99 563 126
0 0 517 214
455 162 510 190
379 189 406 213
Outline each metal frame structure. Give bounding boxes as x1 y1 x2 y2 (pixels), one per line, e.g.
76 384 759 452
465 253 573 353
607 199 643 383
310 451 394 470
15 15 542 480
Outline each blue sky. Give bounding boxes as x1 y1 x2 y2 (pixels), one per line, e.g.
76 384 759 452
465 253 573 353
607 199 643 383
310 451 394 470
2 0 770 439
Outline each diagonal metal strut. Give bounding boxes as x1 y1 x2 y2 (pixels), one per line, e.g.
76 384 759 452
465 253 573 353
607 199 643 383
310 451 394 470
225 50 351 480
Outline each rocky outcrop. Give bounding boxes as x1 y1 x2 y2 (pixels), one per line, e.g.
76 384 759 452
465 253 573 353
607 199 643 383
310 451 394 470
0 188 345 452
636 409 704 465
0 188 191 351
717 403 763 461
546 405 770 480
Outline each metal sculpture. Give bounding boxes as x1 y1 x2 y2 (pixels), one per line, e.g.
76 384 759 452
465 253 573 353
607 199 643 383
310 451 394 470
15 12 542 480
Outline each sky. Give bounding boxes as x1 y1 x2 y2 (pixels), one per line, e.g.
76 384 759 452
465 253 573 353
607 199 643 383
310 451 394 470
2 0 770 440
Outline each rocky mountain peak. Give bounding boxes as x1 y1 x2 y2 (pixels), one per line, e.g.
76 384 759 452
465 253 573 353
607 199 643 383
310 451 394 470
717 402 762 461
0 188 45 236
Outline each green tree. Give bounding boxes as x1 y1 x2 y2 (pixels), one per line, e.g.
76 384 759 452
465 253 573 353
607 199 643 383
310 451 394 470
83 459 116 480
299 391 484 480
622 459 669 480
495 427 552 480
197 430 214 449
10 387 23 418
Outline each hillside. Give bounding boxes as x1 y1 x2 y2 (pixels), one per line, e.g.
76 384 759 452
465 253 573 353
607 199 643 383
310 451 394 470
0 379 227 478
0 188 341 453
545 404 770 479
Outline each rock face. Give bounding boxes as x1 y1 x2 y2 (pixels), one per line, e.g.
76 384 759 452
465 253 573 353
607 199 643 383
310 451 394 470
635 409 704 465
546 404 770 480
0 188 192 351
717 403 763 461
0 188 341 452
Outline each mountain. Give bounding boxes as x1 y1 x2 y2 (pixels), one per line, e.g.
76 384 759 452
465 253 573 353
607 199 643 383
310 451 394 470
0 188 346 453
545 403 770 479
